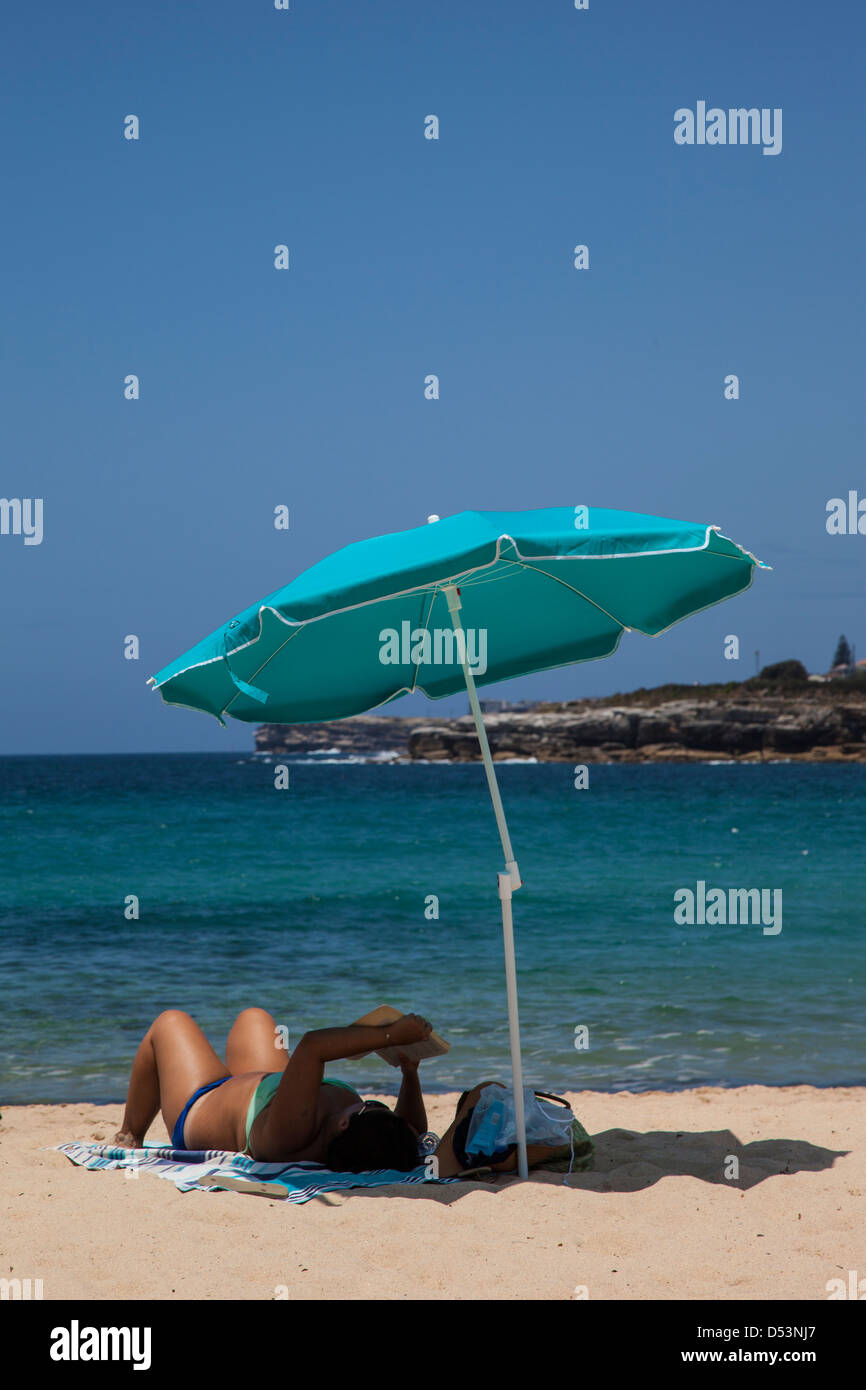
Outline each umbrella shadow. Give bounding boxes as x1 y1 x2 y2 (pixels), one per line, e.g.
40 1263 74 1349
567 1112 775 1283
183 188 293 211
531 1126 848 1193
338 1126 846 1202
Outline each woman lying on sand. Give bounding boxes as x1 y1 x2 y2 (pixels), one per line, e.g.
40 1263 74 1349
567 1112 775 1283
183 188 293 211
115 1007 438 1172
116 1007 504 1175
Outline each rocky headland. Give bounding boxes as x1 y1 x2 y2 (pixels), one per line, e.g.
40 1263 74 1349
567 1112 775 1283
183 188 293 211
254 680 866 763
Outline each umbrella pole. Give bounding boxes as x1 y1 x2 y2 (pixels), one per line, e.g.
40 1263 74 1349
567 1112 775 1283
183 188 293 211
444 586 529 1179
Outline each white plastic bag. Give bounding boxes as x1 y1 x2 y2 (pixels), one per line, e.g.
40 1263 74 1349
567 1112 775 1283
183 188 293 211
465 1084 574 1158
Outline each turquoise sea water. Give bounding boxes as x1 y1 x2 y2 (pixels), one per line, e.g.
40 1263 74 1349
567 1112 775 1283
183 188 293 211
0 754 863 1103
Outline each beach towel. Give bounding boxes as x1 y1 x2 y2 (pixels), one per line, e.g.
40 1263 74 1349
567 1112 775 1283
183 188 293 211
53 1141 456 1204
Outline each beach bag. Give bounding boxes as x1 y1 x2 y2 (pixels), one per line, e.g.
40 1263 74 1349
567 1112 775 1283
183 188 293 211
464 1085 593 1173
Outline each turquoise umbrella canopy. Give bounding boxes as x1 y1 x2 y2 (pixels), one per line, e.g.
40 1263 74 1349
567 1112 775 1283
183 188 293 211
149 506 766 724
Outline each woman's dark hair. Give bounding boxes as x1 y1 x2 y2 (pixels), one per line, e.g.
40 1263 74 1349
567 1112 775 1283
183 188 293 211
326 1108 419 1173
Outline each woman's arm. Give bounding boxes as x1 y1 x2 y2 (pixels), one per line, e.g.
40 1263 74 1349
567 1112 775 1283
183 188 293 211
296 1013 431 1065
394 1055 427 1134
257 1015 433 1156
394 1056 428 1134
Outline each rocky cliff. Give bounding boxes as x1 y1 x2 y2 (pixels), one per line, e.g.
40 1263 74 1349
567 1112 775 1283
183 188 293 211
407 695 866 762
254 687 866 762
254 714 447 758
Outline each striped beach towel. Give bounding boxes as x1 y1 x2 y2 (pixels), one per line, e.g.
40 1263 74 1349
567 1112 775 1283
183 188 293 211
54 1141 454 1203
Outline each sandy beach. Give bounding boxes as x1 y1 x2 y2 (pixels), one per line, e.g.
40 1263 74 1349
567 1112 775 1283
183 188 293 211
2 1085 862 1301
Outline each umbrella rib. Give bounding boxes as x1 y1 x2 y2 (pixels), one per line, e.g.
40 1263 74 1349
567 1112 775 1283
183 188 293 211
498 556 631 633
219 586 444 717
221 624 306 716
511 554 754 638
450 565 523 591
406 589 439 695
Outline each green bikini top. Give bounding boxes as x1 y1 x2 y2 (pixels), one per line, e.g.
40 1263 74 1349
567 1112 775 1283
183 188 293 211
244 1073 360 1150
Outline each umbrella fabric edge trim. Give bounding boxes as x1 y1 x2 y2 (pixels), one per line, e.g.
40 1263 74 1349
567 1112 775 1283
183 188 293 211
148 522 761 692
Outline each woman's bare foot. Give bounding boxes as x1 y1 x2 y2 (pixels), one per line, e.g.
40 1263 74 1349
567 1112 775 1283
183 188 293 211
113 1129 142 1148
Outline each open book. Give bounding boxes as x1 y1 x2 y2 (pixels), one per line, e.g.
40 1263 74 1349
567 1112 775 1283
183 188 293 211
351 1005 450 1068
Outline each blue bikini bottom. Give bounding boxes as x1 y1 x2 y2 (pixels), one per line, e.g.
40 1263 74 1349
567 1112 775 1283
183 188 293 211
171 1076 230 1149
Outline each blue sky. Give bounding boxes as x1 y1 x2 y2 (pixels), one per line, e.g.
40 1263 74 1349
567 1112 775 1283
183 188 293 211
2 0 864 753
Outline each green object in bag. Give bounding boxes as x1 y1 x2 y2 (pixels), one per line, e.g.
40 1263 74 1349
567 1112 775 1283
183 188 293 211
534 1116 595 1173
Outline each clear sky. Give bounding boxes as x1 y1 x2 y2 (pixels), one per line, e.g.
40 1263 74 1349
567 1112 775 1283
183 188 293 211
2 0 864 753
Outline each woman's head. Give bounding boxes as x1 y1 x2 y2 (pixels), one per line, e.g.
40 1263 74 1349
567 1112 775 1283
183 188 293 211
325 1101 419 1173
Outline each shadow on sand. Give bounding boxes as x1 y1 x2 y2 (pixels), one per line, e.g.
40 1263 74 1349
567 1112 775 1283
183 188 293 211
346 1127 847 1203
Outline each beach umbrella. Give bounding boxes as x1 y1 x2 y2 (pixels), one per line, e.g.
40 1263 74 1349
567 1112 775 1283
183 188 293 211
149 505 767 1176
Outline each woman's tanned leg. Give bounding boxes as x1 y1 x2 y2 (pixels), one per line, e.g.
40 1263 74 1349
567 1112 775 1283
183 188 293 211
225 1007 289 1076
115 1010 228 1146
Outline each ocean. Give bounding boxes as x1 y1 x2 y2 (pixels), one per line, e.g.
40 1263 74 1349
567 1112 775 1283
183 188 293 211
1 754 863 1103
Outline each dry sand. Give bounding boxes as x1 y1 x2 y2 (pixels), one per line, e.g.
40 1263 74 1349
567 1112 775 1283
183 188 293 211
1 1086 862 1301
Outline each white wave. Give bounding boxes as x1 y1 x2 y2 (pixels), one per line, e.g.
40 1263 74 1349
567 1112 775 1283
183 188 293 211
288 751 404 765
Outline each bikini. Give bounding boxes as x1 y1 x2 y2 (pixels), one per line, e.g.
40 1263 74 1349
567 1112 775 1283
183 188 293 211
171 1077 229 1150
170 1074 360 1151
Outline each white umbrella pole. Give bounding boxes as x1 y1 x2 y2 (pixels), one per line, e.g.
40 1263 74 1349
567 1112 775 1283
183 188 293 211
444 586 529 1179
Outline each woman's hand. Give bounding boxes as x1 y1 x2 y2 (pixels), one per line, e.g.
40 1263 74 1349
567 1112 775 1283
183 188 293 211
386 1013 432 1047
395 1049 427 1133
